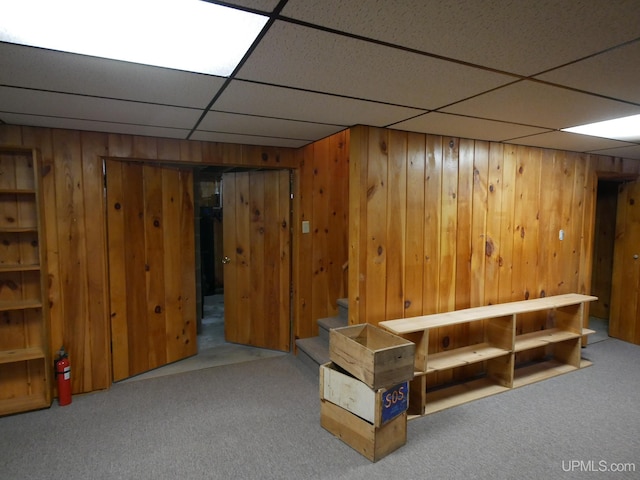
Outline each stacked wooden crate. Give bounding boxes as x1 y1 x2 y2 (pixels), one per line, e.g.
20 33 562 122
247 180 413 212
320 324 415 462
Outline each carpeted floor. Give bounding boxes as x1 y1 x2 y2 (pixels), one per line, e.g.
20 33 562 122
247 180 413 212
1 335 638 480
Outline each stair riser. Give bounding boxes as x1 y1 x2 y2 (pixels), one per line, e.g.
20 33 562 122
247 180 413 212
337 298 348 322
319 325 331 342
296 347 321 376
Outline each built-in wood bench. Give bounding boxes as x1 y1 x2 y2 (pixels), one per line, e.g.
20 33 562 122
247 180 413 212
379 293 597 417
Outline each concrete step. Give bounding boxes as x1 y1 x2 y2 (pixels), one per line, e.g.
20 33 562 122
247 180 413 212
318 315 348 342
296 298 349 375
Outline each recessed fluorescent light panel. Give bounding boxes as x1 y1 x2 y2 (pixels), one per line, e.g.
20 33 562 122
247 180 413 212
563 114 640 143
0 0 268 76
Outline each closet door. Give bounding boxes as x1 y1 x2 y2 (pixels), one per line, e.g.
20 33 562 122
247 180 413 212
107 160 196 381
610 178 640 345
222 170 291 352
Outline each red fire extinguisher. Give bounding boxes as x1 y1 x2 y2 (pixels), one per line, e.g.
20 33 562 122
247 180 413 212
55 347 72 406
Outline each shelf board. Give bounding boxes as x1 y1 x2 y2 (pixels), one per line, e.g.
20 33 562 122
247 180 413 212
0 347 46 364
0 227 38 233
425 378 510 415
0 299 43 311
426 343 511 372
0 264 40 273
380 293 597 334
512 360 580 388
0 189 36 195
514 328 581 352
0 393 50 416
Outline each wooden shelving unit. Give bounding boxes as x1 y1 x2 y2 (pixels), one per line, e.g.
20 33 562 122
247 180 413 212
0 146 51 416
379 293 597 417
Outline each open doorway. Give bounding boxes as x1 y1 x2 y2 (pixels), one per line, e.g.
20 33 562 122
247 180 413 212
151 166 291 378
118 164 291 384
195 170 225 350
590 174 640 345
589 179 619 343
194 166 293 354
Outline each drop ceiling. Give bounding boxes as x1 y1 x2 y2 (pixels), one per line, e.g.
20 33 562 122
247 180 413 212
1 0 640 159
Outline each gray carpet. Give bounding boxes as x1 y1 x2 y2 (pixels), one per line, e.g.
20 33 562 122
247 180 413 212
1 338 639 479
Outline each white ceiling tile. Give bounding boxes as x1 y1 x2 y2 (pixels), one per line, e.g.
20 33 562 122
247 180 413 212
535 40 640 104
215 81 425 127
237 21 514 109
1 3 639 158
443 81 640 130
222 0 281 12
504 131 633 152
0 113 190 139
190 130 309 148
198 110 343 140
0 87 202 129
0 43 225 108
391 112 551 142
282 0 640 75
589 144 640 160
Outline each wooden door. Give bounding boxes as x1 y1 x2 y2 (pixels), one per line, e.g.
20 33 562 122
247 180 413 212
222 170 291 352
107 160 197 381
610 178 640 345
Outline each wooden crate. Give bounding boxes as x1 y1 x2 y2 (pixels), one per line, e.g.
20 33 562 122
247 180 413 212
320 362 408 427
330 324 414 389
321 399 407 462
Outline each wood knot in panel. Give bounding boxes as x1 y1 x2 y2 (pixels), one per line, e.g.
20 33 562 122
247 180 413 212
485 238 495 257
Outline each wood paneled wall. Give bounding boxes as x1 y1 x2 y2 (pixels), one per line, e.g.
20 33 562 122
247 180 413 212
0 125 300 393
3 120 636 394
348 126 640 342
294 130 350 341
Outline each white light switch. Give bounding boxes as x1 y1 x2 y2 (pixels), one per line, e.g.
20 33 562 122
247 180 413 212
559 229 564 241
302 220 310 234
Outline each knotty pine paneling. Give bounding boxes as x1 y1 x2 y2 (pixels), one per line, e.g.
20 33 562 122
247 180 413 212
293 130 349 341
0 124 302 394
348 126 639 366
223 170 291 351
3 119 637 393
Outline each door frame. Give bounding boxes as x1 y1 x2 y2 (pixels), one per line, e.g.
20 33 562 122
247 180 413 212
102 159 297 385
592 172 639 339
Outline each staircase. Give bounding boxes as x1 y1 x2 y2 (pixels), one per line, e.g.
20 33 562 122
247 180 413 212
295 298 348 375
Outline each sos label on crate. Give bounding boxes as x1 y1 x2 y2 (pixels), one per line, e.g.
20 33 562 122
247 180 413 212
381 381 409 424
